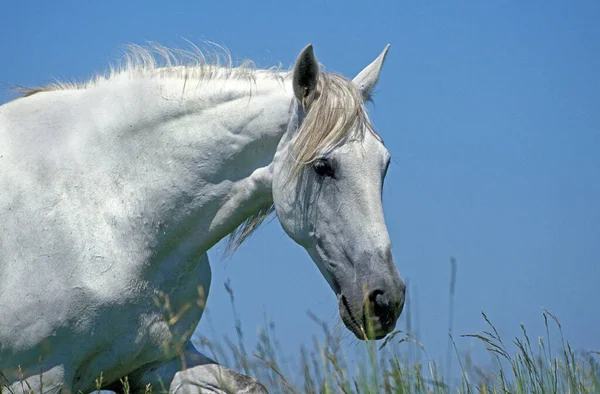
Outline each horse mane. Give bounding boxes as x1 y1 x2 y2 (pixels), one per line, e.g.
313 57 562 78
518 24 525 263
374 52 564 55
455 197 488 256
15 42 285 97
13 42 377 255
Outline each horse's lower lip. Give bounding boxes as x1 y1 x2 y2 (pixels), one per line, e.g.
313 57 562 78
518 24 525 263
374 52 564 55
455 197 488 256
338 294 365 339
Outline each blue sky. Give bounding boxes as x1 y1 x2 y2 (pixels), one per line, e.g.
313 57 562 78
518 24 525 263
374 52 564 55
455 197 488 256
1 0 598 383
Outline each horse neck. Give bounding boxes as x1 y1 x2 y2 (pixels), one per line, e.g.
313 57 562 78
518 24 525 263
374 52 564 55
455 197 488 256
96 71 294 260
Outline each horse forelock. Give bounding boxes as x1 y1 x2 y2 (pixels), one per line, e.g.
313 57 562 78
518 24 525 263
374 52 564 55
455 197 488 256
288 72 377 178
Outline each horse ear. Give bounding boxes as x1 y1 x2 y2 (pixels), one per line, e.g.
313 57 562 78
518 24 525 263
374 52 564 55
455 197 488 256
352 44 390 101
292 44 319 104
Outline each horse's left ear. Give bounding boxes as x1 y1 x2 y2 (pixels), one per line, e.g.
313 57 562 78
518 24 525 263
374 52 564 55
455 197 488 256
293 44 319 105
353 44 390 101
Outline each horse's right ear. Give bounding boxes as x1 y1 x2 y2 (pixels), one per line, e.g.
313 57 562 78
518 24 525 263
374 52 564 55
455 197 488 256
292 44 319 105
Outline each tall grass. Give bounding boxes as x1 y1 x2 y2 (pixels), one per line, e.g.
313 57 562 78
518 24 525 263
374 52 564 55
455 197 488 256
192 280 600 394
2 277 599 394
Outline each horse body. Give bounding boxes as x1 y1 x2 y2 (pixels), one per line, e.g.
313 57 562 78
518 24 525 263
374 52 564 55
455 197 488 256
0 45 405 393
0 74 289 391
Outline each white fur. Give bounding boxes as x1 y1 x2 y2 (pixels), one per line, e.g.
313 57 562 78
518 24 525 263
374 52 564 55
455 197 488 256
0 44 403 393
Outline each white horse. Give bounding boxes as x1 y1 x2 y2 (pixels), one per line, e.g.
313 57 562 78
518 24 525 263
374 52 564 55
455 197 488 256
0 43 405 393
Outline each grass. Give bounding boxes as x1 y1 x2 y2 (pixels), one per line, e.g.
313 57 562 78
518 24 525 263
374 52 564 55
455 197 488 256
192 282 600 394
2 276 599 393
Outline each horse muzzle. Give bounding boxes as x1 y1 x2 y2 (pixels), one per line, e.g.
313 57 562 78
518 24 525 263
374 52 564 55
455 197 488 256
338 277 406 340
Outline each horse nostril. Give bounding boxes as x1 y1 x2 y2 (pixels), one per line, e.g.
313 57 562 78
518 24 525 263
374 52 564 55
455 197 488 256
366 289 391 321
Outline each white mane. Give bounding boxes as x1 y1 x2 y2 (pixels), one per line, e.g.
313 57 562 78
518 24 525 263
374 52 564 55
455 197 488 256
17 42 286 97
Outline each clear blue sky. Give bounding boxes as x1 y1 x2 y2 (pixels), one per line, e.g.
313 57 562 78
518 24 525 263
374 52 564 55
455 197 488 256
1 0 598 382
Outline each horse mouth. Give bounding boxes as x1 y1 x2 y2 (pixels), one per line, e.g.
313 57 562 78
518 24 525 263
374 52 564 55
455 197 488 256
338 293 389 341
337 294 386 340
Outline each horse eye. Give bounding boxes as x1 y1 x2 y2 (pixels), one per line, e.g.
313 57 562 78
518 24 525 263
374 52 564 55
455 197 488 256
312 158 335 178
